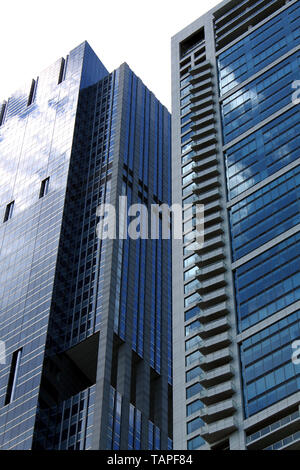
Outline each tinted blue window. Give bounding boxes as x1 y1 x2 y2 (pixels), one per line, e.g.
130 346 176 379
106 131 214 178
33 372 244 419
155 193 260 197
230 166 300 261
186 399 204 417
221 52 300 144
186 381 202 399
240 311 300 417
225 107 300 199
218 3 300 95
187 435 205 450
184 307 200 321
186 366 202 382
187 417 204 434
235 232 300 331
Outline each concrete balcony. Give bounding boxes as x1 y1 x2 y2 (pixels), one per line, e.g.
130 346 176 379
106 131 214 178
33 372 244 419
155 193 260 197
200 364 234 388
192 154 218 172
189 60 211 77
199 381 235 406
204 223 224 239
267 433 300 450
198 347 232 371
196 235 224 254
199 399 237 424
191 96 214 113
192 123 216 141
192 134 217 152
196 247 225 267
193 165 219 182
190 104 214 122
199 288 227 310
194 176 220 194
200 416 238 444
191 114 215 131
197 260 226 280
203 210 223 227
199 331 231 355
192 187 221 205
191 143 217 161
198 316 230 339
204 199 223 215
190 87 213 103
198 302 228 324
198 273 227 295
191 77 212 94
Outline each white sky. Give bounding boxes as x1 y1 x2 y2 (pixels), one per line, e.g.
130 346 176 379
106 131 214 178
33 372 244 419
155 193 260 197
0 0 220 110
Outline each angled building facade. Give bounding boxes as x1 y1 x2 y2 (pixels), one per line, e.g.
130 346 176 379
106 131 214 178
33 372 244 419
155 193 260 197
0 42 172 450
172 0 300 450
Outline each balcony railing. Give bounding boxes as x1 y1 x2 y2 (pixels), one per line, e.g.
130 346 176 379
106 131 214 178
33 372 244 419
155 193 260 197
265 430 300 450
247 410 300 445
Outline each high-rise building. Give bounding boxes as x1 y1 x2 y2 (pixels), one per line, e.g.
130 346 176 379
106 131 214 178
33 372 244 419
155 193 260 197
0 42 172 450
172 0 300 450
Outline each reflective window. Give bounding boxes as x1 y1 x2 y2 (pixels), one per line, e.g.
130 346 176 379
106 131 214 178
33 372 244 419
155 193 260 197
235 232 300 331
241 311 300 417
218 3 300 95
184 292 201 308
184 255 198 269
185 335 201 351
225 107 300 200
184 266 198 281
182 150 194 166
186 366 202 382
185 320 201 337
187 435 205 450
181 113 192 126
230 166 300 261
181 104 192 116
221 52 300 144
186 399 204 417
186 382 202 399
182 162 193 175
182 172 194 186
187 417 204 434
184 279 199 295
186 350 202 367
181 142 193 155
181 131 193 144
185 306 200 322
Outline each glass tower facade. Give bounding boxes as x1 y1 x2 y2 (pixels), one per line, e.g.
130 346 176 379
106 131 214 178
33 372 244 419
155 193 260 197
0 42 172 450
172 0 300 451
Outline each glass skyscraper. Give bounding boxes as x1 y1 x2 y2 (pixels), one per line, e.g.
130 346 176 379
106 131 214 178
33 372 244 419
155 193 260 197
0 41 172 450
172 0 300 450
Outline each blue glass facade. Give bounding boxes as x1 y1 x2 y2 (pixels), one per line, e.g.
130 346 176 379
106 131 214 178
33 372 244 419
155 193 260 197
31 385 96 450
221 0 300 420
173 0 300 451
0 42 104 450
235 232 300 331
225 107 300 199
0 42 172 449
241 311 300 418
222 51 300 144
230 166 300 261
218 3 300 95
